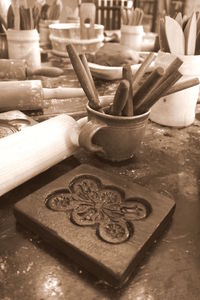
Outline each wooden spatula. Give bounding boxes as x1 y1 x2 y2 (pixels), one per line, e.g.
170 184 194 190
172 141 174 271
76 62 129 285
80 3 96 39
165 16 185 55
159 18 170 52
175 12 183 27
184 12 197 55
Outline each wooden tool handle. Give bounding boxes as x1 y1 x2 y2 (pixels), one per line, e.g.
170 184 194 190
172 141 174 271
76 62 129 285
0 114 87 197
122 64 134 116
66 43 100 110
135 71 182 114
133 67 165 107
111 80 130 116
42 87 85 99
164 77 200 96
132 52 155 98
79 53 99 100
27 66 64 77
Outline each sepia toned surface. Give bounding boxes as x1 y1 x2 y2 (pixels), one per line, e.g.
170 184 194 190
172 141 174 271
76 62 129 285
0 56 200 299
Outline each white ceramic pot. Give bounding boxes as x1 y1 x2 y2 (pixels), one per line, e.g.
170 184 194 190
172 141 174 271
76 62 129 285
6 29 41 70
149 51 200 127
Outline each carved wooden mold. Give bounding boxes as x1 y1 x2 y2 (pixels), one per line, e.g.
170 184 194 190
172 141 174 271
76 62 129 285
45 174 151 244
14 164 175 287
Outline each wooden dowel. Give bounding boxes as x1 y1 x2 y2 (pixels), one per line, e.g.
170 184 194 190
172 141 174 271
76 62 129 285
132 52 155 98
79 53 99 100
164 77 200 96
134 57 184 111
122 64 134 116
157 57 183 85
111 80 130 116
135 71 182 114
66 44 100 110
132 66 165 106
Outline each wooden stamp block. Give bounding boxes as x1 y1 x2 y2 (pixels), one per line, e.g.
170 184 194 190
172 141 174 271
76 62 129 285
14 164 175 287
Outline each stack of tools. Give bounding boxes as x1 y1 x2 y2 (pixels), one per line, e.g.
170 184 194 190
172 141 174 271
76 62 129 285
66 44 200 116
159 11 200 55
121 7 144 26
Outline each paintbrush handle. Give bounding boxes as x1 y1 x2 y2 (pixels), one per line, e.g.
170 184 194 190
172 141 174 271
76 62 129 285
66 44 100 110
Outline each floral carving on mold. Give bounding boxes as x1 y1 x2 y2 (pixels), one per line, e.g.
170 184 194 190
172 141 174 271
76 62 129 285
45 175 151 244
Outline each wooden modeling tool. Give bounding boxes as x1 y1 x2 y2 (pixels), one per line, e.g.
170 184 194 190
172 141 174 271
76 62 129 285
14 164 175 287
79 3 96 39
175 12 183 27
159 18 170 52
11 0 20 30
134 70 182 114
131 52 155 98
184 12 197 55
111 80 130 115
79 53 99 101
122 64 134 116
0 80 84 111
66 44 100 110
165 16 185 55
0 59 64 80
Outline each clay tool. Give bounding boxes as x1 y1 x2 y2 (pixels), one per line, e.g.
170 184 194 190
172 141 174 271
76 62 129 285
79 53 99 101
0 114 87 197
131 52 155 99
79 3 96 39
134 57 183 113
7 5 15 29
164 77 200 96
132 67 165 107
122 64 134 116
195 30 200 54
0 80 84 111
0 59 64 80
165 16 185 55
175 12 183 27
12 0 20 30
159 18 170 52
111 80 130 116
184 12 197 55
135 70 182 114
66 43 100 110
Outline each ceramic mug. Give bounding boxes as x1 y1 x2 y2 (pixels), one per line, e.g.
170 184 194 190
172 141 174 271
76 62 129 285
79 104 150 162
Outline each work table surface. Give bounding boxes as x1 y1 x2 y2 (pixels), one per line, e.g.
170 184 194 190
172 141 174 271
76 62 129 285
0 55 200 300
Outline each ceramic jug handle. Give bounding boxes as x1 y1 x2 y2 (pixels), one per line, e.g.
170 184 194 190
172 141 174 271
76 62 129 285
78 119 107 154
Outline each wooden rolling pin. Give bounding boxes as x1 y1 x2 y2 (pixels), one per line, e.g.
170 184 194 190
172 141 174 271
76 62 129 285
0 80 85 111
0 114 87 197
0 59 64 80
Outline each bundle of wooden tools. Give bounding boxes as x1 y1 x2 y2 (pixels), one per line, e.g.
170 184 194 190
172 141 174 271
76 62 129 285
121 7 144 26
66 44 200 116
160 11 200 55
7 0 61 30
